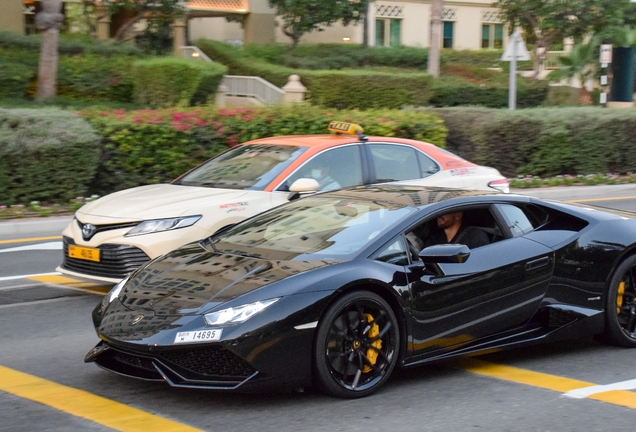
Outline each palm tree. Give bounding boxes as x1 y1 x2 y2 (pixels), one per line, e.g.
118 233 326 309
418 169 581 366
35 0 64 100
427 0 443 78
556 37 598 105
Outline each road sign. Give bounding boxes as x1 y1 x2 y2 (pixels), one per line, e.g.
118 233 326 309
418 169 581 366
600 44 612 64
501 31 531 61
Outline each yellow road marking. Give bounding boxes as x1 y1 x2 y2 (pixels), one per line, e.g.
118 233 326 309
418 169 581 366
566 195 636 203
0 236 61 245
0 365 202 431
453 357 636 410
27 274 112 294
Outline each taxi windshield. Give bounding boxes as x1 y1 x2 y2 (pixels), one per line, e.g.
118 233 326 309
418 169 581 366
211 196 414 260
174 144 307 190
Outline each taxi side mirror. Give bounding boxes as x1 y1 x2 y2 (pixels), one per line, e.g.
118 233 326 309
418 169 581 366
288 178 320 201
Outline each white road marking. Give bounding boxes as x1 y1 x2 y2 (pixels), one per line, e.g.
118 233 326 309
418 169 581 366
564 379 636 399
0 272 61 282
0 241 62 253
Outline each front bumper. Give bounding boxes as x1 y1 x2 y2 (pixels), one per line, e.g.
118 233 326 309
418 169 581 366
59 236 150 281
85 340 259 389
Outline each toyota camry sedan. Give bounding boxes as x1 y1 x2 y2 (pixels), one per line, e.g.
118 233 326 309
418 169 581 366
87 184 636 398
58 122 508 283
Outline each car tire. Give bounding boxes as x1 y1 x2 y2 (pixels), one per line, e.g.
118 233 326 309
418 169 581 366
603 255 636 348
313 290 399 398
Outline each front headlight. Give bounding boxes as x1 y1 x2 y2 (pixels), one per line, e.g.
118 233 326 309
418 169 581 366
107 277 129 303
125 215 201 237
204 298 280 326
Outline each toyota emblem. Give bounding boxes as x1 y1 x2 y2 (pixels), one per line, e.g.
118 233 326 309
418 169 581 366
82 223 96 240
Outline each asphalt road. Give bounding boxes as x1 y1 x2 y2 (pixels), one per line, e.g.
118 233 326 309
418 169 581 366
1 185 636 432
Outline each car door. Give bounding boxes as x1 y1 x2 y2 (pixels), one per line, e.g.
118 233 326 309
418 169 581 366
406 204 554 359
365 143 440 183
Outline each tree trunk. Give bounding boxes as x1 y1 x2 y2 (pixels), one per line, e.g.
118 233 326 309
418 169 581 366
35 0 64 101
428 0 443 78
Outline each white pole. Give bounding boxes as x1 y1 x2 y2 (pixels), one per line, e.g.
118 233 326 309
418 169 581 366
509 36 517 110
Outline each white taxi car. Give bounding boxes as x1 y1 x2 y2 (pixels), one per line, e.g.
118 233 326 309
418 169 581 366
58 122 509 282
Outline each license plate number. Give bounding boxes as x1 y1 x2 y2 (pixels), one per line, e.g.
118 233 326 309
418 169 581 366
68 245 100 262
174 329 222 344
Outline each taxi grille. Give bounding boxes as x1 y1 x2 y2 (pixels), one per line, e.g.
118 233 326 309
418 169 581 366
61 237 150 279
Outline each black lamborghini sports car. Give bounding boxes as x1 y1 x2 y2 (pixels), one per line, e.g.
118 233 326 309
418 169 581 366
86 185 636 398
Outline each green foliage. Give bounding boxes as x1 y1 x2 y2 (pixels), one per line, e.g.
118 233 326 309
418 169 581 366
428 77 548 109
267 0 368 47
131 58 227 107
432 106 636 178
57 53 137 102
197 40 548 109
496 0 629 49
77 105 447 196
0 108 100 204
0 63 36 99
303 71 432 109
0 30 142 56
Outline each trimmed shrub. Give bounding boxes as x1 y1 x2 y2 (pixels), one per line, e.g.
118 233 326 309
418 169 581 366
0 108 100 204
0 30 142 56
197 40 432 110
432 107 636 178
0 62 36 99
131 58 227 107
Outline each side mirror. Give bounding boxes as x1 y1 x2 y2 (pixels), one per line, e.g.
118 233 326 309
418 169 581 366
418 244 470 277
288 178 320 201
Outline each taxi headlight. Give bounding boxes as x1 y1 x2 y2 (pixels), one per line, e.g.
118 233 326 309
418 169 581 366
125 215 201 237
204 298 280 326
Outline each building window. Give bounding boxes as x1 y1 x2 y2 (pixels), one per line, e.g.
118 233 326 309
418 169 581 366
443 21 454 48
376 18 401 47
482 24 503 49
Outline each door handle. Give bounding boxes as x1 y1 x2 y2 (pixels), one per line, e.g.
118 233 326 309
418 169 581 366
525 256 550 271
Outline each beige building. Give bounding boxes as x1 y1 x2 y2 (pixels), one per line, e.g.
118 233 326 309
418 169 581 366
2 1 507 51
1 0 26 35
190 0 507 50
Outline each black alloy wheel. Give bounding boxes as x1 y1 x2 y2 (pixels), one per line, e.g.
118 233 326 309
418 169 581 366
314 290 399 398
603 255 636 347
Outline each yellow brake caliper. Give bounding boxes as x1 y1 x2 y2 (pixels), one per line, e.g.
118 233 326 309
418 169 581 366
617 281 626 314
363 313 382 373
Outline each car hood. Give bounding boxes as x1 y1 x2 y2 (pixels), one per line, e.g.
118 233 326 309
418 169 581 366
118 241 330 316
77 184 250 221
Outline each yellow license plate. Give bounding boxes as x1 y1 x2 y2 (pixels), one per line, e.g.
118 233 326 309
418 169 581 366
68 245 101 262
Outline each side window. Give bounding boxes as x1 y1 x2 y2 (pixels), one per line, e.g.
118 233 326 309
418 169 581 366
373 237 410 266
280 146 363 191
417 152 441 176
369 144 421 182
496 204 534 237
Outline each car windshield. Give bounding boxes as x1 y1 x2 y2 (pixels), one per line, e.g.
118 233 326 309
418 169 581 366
211 196 414 260
174 144 307 190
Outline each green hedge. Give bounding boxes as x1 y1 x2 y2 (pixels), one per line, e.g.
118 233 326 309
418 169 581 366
132 58 228 107
0 62 36 99
197 40 547 109
197 40 433 110
0 108 100 204
433 107 636 178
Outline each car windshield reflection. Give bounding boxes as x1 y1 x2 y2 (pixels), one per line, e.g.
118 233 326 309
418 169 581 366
213 197 414 260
